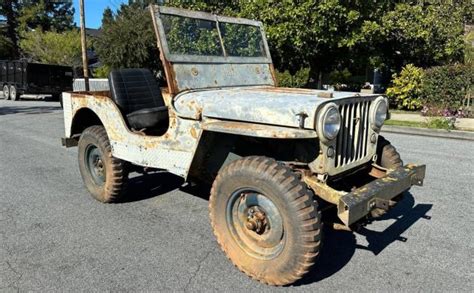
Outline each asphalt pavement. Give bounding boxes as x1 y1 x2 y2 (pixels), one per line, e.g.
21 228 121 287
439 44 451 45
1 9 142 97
1 99 473 292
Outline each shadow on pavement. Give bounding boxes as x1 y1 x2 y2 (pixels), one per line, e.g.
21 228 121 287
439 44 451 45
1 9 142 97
296 191 432 286
355 191 432 255
0 105 61 116
117 171 184 203
113 171 432 286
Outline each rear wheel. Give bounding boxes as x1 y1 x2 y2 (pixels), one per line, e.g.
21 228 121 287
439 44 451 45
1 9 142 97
3 85 10 100
210 156 321 285
9 85 18 101
78 126 128 203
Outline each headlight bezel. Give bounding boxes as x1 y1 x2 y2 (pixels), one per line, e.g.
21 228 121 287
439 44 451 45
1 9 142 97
370 97 388 130
316 102 341 143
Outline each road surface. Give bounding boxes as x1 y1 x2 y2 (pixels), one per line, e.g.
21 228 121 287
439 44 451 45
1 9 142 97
1 99 472 291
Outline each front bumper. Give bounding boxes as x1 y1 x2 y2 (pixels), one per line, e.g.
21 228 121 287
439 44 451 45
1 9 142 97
337 164 426 226
303 164 426 226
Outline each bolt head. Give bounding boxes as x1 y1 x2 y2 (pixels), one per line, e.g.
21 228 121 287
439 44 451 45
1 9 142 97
245 221 256 231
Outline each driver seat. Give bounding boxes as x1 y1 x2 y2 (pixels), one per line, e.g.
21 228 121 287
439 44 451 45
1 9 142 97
108 68 168 130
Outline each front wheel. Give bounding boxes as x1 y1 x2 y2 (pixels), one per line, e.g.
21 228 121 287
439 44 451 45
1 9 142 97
210 156 321 285
377 135 403 169
78 126 128 203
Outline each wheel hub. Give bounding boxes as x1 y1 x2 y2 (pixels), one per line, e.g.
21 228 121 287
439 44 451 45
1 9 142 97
85 144 106 185
245 206 268 234
93 157 104 177
226 190 285 260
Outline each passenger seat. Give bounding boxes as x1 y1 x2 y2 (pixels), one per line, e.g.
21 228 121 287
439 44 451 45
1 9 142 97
108 68 168 130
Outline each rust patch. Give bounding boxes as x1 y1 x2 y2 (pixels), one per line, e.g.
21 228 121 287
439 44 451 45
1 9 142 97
269 63 277 86
202 120 317 139
71 91 110 98
190 127 198 139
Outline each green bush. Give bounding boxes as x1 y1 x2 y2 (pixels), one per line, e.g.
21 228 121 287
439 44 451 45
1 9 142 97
386 64 424 110
420 63 473 111
93 65 111 78
275 67 310 88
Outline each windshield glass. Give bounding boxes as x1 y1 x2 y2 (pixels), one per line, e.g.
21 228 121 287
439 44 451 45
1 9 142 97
160 14 266 58
219 22 266 57
161 14 223 56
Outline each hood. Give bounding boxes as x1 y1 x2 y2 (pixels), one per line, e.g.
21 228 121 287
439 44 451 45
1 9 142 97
173 86 379 129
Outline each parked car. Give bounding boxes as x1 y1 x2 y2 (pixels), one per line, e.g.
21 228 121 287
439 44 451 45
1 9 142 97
61 6 426 286
0 60 73 101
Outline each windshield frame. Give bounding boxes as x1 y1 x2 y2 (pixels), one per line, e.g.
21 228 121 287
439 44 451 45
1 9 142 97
153 6 273 64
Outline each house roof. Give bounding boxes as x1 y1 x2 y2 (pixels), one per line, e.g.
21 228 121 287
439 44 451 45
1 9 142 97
85 28 101 38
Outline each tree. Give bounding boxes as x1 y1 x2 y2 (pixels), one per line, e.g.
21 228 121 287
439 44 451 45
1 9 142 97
0 35 15 59
95 4 161 72
19 29 84 67
365 3 467 69
18 0 75 32
0 0 75 58
238 0 379 86
0 0 20 57
94 0 472 87
101 7 114 27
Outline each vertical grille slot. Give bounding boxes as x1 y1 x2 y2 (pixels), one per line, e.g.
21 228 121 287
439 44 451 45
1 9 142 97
335 100 372 168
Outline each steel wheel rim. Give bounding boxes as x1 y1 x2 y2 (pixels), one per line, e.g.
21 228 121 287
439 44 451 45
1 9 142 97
226 188 285 260
84 144 106 186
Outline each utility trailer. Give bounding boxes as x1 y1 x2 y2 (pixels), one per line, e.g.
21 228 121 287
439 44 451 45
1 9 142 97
0 60 73 101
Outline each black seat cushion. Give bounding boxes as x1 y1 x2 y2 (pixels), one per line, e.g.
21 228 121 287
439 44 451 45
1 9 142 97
108 68 168 129
127 106 168 130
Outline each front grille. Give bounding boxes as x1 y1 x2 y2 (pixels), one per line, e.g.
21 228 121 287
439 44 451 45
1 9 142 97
335 101 372 167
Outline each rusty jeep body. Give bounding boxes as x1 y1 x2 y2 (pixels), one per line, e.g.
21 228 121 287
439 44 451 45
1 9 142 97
61 6 426 286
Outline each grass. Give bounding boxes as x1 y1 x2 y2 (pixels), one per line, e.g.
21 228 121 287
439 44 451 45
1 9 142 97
385 120 425 128
386 117 456 130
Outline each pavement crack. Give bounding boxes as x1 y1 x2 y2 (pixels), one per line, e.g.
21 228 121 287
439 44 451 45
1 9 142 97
183 250 212 292
1 261 23 291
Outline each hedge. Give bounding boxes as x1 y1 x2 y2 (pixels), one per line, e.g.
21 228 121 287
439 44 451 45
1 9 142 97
386 63 473 116
420 63 473 115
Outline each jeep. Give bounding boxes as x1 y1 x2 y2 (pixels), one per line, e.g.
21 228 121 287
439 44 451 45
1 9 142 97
61 6 426 286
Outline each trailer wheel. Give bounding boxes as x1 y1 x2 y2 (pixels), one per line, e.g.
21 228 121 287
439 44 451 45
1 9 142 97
210 156 321 285
2 85 10 100
9 85 18 101
78 126 128 203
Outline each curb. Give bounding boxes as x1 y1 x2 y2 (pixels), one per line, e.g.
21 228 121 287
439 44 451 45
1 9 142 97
382 125 474 141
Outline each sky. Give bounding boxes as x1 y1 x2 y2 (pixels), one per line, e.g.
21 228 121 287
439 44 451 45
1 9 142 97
72 0 128 29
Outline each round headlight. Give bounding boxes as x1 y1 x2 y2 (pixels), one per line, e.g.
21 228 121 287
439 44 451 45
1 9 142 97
318 104 341 141
371 97 388 129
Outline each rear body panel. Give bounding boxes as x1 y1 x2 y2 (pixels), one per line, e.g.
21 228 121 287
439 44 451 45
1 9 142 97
62 92 201 178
